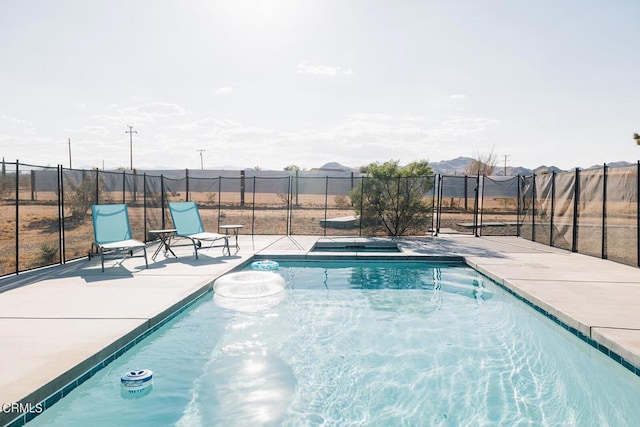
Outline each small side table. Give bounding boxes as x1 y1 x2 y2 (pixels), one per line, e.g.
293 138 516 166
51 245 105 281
219 225 243 254
149 229 177 261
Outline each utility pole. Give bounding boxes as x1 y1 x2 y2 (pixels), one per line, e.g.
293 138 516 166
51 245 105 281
125 125 137 170
197 149 205 170
68 138 72 168
503 154 509 176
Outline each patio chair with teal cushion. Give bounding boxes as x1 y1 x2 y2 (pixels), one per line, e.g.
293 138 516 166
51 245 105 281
168 201 230 259
90 204 148 272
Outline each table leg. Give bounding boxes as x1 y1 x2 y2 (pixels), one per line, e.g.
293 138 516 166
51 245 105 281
165 235 177 258
152 233 177 261
220 235 230 256
151 241 164 261
233 230 240 254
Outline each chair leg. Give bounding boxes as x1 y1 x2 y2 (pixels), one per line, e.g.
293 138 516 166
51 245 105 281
100 248 105 272
143 247 148 268
192 239 199 259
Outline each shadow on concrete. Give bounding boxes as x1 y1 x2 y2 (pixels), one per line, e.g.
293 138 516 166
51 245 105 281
398 237 509 259
79 267 136 283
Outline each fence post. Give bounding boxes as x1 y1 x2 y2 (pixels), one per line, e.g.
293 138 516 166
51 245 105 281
240 170 245 207
251 176 256 236
359 176 364 237
572 168 580 253
516 175 521 237
478 175 485 237
430 175 436 236
473 173 480 237
295 170 299 207
160 174 166 229
95 168 100 205
550 171 556 247
531 174 536 242
15 160 19 274
602 164 607 259
218 175 222 232
287 176 292 235
435 175 440 235
133 169 137 203
185 168 189 202
396 176 401 235
122 170 126 204
143 173 147 242
437 175 443 235
323 176 328 237
60 166 66 263
464 175 468 211
31 170 36 201
57 165 63 265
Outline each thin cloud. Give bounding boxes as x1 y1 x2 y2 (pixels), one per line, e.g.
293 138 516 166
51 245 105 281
125 102 187 117
93 102 187 124
296 61 353 77
450 94 467 100
64 125 110 137
430 117 500 140
0 115 33 129
215 86 233 95
348 113 424 122
171 118 241 131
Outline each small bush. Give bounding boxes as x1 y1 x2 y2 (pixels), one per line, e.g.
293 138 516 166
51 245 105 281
40 242 59 262
65 175 98 219
334 195 351 208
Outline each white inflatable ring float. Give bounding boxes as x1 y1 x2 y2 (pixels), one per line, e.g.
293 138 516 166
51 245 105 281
251 260 280 271
214 271 285 299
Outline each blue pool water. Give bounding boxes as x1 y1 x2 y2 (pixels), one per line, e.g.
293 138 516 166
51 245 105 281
28 261 640 426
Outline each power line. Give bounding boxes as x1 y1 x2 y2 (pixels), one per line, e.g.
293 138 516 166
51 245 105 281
197 149 205 170
125 125 137 170
68 138 72 169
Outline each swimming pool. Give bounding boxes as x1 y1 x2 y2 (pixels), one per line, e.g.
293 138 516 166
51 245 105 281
27 260 640 426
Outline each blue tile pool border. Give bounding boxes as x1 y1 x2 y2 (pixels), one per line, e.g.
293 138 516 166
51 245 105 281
485 274 640 379
5 287 213 427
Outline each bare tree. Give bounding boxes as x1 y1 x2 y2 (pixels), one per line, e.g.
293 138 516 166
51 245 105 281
465 149 497 176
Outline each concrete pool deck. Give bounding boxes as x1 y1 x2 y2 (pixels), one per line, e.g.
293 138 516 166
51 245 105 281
1 234 640 426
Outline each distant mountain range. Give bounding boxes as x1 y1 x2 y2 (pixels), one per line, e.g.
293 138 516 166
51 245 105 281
428 157 564 176
314 158 634 176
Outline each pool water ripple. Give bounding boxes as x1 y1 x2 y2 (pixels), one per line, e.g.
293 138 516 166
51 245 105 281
27 261 640 426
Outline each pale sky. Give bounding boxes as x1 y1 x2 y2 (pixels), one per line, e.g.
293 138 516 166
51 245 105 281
1 0 639 171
